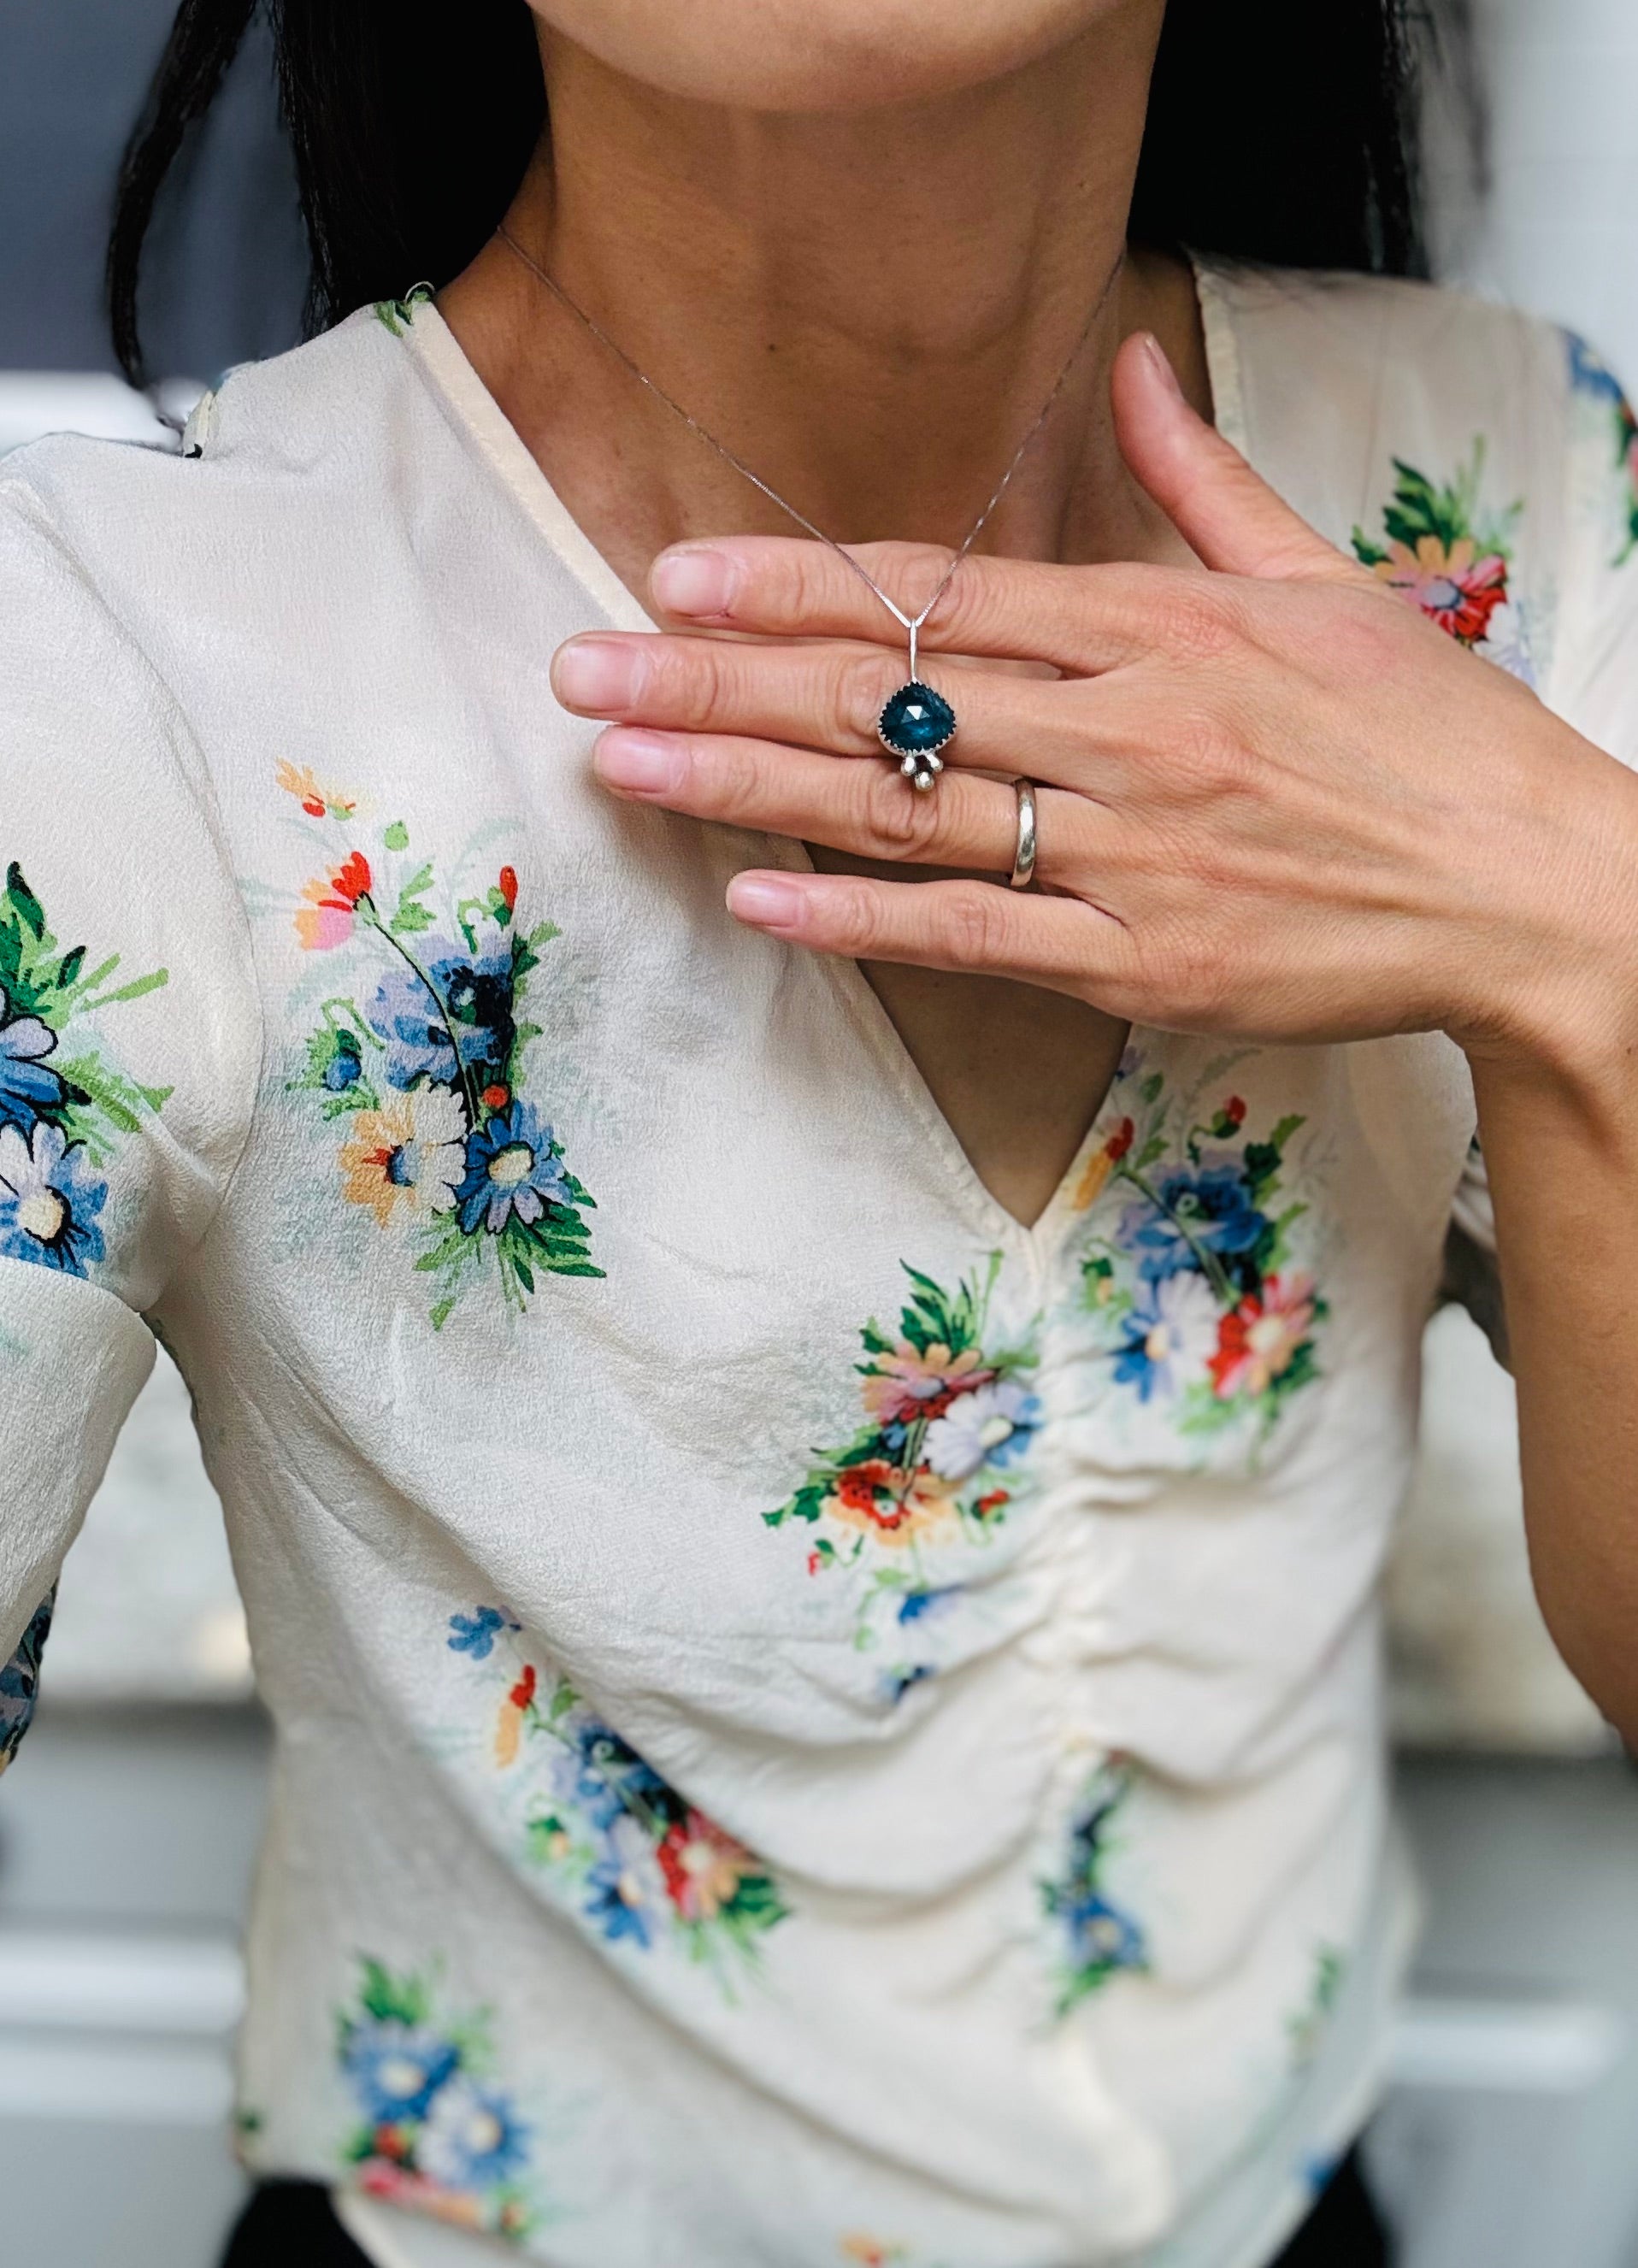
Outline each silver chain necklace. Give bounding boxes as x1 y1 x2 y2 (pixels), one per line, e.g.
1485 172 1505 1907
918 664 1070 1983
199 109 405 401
495 221 1126 792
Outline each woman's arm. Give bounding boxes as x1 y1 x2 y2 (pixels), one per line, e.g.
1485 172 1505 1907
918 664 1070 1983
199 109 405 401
553 335 1638 1745
1468 1041 1638 1744
0 478 260 1763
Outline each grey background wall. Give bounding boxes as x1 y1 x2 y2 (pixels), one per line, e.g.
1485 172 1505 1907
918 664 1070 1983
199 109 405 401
0 0 303 374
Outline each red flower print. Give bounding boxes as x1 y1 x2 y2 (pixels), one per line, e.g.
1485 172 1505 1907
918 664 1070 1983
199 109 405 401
1223 1096 1246 1128
859 1341 987 1429
333 851 372 904
509 1665 537 1711
482 1083 510 1110
275 758 356 818
358 2161 485 2229
1208 1272 1317 1400
806 1550 824 1576
834 1462 906 1526
1373 537 1510 648
498 865 519 913
1106 1116 1135 1162
828 1459 954 1546
974 1488 1010 1520
295 851 374 951
657 1810 752 1922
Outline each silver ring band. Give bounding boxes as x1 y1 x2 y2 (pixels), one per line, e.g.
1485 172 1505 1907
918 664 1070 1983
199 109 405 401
1009 778 1038 890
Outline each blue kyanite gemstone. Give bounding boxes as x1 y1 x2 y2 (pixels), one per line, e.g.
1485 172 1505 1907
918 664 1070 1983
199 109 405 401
877 680 956 758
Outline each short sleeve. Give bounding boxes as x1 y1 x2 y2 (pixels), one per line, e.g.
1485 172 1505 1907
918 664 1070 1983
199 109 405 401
1548 333 1638 763
0 468 261 1744
1435 331 1638 1373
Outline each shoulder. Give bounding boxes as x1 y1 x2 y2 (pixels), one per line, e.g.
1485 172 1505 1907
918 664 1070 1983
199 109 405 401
1205 264 1617 696
1202 262 1577 446
0 306 426 616
0 300 492 819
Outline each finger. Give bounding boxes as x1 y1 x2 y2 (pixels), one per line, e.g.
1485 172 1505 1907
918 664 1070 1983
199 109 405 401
593 723 1087 879
1113 332 1364 586
552 629 1130 788
645 532 1198 677
722 867 1138 996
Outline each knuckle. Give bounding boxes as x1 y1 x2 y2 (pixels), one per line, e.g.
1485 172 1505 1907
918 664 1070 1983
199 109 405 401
854 763 949 859
1168 704 1251 795
707 735 766 812
940 880 1013 967
783 541 839 627
831 651 901 748
831 879 887 951
1160 580 1240 663
871 540 958 621
653 636 734 728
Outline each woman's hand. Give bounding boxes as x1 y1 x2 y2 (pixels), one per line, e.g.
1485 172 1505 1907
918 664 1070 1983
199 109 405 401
551 334 1638 1080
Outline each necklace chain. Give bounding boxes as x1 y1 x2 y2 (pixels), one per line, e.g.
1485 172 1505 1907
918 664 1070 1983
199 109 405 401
494 221 1126 675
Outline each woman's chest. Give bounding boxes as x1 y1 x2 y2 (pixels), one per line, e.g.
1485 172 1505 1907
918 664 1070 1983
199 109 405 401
197 741 1477 1609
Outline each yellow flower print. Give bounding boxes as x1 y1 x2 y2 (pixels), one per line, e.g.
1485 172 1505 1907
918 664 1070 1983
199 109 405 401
339 1089 466 1228
1071 1115 1135 1211
277 757 357 820
859 1341 987 1428
822 1460 958 1549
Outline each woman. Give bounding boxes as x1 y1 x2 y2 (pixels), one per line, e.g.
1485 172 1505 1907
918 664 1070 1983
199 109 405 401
4 2 1636 2263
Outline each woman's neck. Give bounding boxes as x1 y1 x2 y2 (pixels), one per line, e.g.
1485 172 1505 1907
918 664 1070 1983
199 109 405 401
439 4 1207 598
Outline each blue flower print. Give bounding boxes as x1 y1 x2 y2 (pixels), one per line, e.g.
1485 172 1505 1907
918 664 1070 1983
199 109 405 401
1042 1764 1148 2013
1111 1271 1223 1403
0 1591 53 1776
368 934 515 1092
454 1102 574 1236
447 1606 518 1660
896 1587 961 1626
333 1955 540 2238
416 2075 532 2192
341 2018 462 2122
322 1035 363 1093
549 1715 667 1833
0 1121 107 1275
1570 331 1626 404
1062 1891 1146 1977
922 1378 1041 1483
1116 1161 1263 1285
584 1815 669 1948
0 1010 66 1134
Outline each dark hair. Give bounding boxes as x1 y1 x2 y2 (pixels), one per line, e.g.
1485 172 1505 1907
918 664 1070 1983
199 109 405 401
109 0 1427 387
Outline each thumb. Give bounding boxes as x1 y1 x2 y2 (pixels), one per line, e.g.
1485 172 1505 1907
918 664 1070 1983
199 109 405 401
1113 330 1356 582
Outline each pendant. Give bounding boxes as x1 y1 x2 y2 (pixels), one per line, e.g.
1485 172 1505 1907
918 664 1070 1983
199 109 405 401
877 680 957 795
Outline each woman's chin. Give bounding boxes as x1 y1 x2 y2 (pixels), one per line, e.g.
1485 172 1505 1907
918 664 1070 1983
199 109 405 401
528 0 1132 113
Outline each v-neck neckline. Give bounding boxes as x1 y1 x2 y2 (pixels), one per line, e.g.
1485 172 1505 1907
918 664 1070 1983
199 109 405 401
401 259 1249 1264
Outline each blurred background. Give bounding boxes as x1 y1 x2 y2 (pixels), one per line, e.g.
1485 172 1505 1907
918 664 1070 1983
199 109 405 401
3 2 1638 2263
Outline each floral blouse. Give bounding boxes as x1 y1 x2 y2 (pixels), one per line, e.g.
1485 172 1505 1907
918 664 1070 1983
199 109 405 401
2 263 1635 2268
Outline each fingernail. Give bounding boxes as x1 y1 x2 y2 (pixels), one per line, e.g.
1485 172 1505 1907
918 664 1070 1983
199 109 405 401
592 728 685 795
652 545 739 617
726 874 804 930
1140 331 1185 401
551 636 641 712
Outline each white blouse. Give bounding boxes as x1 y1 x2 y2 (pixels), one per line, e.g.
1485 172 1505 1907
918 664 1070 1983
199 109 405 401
2 262 1635 2268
